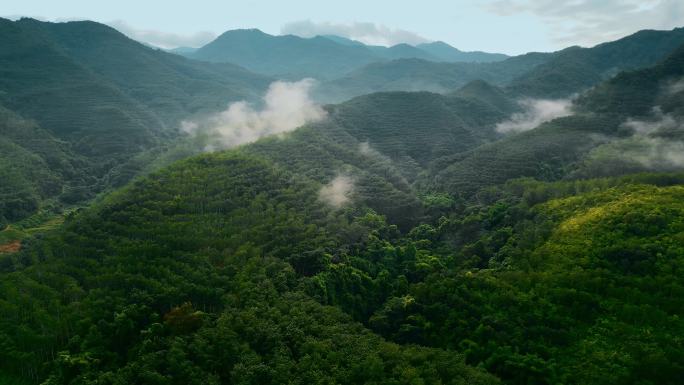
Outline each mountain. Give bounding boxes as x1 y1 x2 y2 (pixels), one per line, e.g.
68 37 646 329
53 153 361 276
22 19 271 123
189 29 381 79
508 27 684 98
317 52 552 102
0 105 77 223
187 29 509 80
320 27 684 103
167 46 198 54
3 55 684 382
320 34 365 46
368 43 438 61
3 18 684 385
321 90 516 168
431 41 684 196
417 41 509 62
451 80 520 113
0 17 271 223
0 151 500 385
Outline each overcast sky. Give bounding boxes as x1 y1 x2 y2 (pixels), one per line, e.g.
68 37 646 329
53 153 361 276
4 0 684 55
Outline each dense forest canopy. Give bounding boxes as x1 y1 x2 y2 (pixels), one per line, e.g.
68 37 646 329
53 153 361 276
1 16 684 385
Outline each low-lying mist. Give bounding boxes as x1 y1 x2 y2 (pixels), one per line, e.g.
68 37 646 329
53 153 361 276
319 174 354 208
496 99 573 134
181 79 327 151
579 107 684 174
619 108 684 168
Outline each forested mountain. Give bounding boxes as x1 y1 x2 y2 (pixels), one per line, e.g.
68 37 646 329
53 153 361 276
315 53 552 102
0 17 271 224
508 27 684 98
318 27 684 102
431 41 684 196
186 29 508 80
417 41 509 63
1 15 684 385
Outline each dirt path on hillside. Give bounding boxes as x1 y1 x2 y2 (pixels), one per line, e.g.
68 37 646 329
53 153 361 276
0 240 21 254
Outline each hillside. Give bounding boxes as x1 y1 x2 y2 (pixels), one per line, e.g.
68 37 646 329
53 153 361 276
316 53 552 102
430 42 684 197
508 27 684 98
2 142 684 385
0 106 77 223
0 152 499 385
2 15 684 385
0 18 271 223
360 175 684 384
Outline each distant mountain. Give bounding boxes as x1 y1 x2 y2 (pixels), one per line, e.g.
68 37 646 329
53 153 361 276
369 43 439 61
318 27 684 102
317 53 552 102
417 41 509 63
167 46 198 54
187 29 509 80
189 29 381 79
320 34 365 46
508 27 684 98
319 36 511 65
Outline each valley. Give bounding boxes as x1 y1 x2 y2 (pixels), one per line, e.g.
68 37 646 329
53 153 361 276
1 14 684 385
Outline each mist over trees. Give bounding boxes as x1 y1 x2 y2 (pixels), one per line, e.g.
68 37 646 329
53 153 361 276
1 16 684 385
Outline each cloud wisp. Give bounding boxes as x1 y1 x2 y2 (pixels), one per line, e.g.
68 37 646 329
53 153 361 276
483 0 684 48
319 174 355 208
619 108 684 168
580 108 684 174
281 20 430 46
496 99 573 134
107 20 216 48
182 79 327 151
666 77 684 95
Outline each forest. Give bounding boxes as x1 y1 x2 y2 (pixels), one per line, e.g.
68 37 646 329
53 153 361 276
1 16 684 385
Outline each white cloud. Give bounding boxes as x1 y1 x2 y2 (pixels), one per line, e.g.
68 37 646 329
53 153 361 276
483 0 684 47
603 108 684 168
667 78 684 95
358 141 383 157
182 79 327 150
107 20 216 49
630 137 684 168
496 99 573 133
622 107 683 135
281 20 430 46
319 174 354 208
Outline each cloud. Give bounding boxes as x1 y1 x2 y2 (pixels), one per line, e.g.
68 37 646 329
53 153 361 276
666 78 684 95
496 99 573 133
359 141 383 157
182 79 327 150
628 137 684 168
622 107 682 135
107 20 216 49
281 20 430 46
586 108 684 170
319 174 354 208
483 0 684 47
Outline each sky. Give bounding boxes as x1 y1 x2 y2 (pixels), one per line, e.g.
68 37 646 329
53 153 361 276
3 0 684 55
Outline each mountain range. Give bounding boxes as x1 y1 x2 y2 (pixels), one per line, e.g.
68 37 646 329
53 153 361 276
184 29 509 80
1 16 684 385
